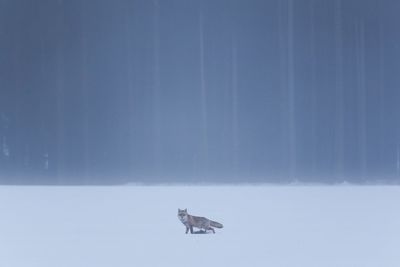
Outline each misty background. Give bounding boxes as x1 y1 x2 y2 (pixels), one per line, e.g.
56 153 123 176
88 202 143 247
0 0 399 184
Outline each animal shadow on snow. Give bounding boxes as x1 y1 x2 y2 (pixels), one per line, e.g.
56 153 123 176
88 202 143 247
192 230 212 234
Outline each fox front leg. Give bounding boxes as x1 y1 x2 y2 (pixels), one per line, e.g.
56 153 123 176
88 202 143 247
185 226 189 234
190 226 194 234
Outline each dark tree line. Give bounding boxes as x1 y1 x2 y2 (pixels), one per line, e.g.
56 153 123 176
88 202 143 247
0 0 399 184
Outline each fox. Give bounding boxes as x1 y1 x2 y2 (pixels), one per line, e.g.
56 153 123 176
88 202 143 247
177 209 223 234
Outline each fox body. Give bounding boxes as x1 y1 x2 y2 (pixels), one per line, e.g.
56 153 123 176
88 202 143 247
178 209 223 234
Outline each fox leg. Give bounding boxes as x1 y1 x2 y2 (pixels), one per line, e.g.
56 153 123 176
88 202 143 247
208 227 215 233
185 226 189 234
190 226 194 234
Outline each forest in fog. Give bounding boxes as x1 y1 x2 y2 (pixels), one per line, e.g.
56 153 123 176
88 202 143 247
0 0 399 184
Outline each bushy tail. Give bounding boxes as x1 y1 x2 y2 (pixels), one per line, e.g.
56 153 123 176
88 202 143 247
210 220 223 228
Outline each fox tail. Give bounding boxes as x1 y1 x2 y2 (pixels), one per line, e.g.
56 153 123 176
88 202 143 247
210 220 223 228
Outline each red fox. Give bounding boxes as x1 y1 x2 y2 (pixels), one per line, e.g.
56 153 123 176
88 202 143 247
178 209 223 234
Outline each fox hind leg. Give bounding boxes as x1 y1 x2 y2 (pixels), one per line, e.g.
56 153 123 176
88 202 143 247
207 227 215 233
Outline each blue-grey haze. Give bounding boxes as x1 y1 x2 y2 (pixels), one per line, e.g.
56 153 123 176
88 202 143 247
0 0 399 184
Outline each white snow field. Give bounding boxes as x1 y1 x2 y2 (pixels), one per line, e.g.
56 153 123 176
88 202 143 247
0 185 399 267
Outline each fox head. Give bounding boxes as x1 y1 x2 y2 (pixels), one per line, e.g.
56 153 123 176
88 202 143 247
178 208 188 221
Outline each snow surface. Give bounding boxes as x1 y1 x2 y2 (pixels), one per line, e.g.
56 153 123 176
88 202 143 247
0 185 399 267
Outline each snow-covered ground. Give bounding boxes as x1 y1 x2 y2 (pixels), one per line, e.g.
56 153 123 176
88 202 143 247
0 185 399 267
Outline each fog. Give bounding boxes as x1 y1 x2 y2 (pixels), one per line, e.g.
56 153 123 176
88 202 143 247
1 0 399 184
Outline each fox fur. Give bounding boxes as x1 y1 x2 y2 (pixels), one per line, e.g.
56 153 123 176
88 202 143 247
178 209 223 234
